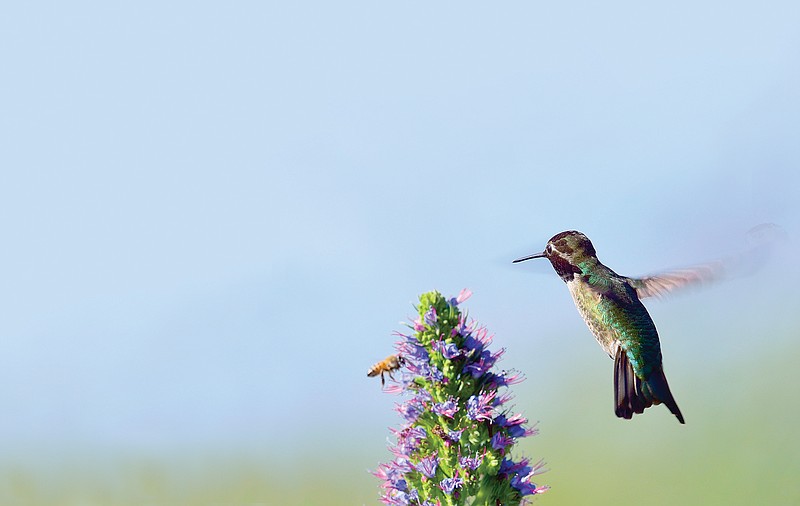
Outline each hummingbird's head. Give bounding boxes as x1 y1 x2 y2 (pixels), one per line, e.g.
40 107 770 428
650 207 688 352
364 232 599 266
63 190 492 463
513 230 598 281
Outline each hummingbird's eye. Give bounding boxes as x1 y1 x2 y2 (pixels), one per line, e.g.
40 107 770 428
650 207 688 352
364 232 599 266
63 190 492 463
546 244 553 254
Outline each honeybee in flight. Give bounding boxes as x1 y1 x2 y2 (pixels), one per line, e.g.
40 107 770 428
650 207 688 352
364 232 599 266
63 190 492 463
367 354 405 386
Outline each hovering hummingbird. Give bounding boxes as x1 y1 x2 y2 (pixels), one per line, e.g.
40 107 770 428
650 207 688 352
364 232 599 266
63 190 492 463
513 231 721 424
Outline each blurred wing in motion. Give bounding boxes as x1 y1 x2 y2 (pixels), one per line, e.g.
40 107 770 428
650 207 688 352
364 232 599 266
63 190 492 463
628 223 786 299
628 263 723 299
745 222 787 247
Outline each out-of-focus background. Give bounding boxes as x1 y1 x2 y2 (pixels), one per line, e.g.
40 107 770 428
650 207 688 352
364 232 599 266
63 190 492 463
2 2 799 505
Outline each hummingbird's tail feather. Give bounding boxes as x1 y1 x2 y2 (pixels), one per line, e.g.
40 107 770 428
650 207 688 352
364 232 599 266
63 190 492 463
613 348 685 424
613 348 647 419
643 366 685 424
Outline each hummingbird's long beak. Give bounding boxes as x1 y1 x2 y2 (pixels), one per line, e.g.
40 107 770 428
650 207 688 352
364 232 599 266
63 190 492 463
512 252 546 263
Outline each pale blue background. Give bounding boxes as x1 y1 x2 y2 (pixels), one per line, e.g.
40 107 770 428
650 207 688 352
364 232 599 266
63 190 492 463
1 1 799 503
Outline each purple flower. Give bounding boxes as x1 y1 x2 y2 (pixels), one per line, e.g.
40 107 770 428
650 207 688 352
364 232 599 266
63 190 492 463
466 391 496 421
378 490 406 505
380 488 418 506
510 474 544 496
404 426 428 442
395 426 427 455
495 412 534 438
416 454 438 479
491 432 514 451
449 288 472 306
412 389 433 404
375 459 414 495
388 445 411 461
447 428 464 443
424 306 438 326
499 456 546 478
432 340 462 359
396 335 429 362
444 343 461 359
462 333 483 354
507 459 549 496
464 349 503 378
439 477 464 495
499 457 525 475
383 383 405 395
408 361 444 383
484 370 524 389
495 390 514 407
432 398 458 418
372 463 391 482
529 458 548 477
459 452 483 471
395 400 423 423
464 324 493 348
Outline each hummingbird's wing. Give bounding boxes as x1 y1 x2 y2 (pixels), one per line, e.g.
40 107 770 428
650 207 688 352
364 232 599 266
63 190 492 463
628 223 785 299
627 262 723 299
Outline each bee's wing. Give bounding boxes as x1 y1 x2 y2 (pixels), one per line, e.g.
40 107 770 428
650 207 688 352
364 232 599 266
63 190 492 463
627 262 722 299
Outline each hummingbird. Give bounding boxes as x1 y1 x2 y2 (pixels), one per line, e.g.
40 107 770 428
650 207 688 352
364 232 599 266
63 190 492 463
513 231 718 424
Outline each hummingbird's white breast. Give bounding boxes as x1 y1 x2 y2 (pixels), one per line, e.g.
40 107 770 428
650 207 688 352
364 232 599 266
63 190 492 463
565 277 619 358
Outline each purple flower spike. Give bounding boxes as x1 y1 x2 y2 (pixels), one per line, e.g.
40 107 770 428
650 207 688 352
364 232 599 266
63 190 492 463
372 290 546 505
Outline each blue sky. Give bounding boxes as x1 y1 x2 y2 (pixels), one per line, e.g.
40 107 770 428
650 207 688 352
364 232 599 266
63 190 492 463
1 1 799 473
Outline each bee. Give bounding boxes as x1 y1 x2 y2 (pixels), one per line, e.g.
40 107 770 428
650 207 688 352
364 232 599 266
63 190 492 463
367 354 405 386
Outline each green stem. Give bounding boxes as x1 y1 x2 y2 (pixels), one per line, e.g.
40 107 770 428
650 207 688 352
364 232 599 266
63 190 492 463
471 481 493 506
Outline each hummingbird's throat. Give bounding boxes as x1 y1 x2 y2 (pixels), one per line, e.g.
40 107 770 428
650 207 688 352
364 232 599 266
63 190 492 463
549 254 583 282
